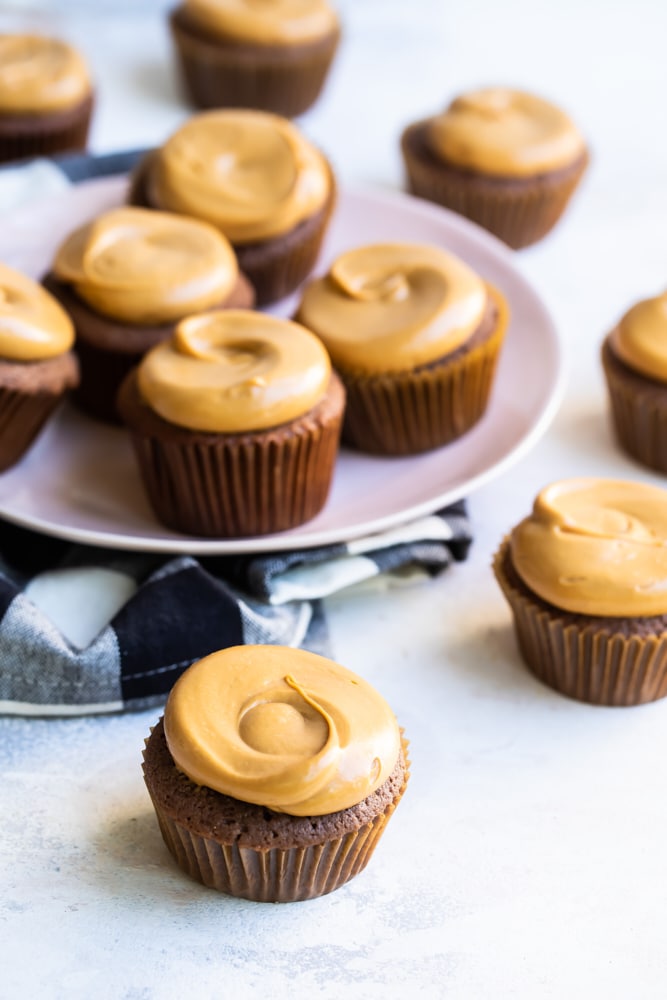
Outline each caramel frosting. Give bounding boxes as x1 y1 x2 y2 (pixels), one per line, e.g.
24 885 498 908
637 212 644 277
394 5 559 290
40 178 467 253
146 109 331 244
0 262 74 361
427 88 586 178
183 0 339 45
53 207 239 325
0 34 91 114
163 645 401 816
296 242 488 375
608 292 667 384
137 309 331 432
510 479 667 617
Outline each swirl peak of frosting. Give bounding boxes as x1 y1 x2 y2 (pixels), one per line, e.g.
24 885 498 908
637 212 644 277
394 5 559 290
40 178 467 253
0 34 91 114
296 242 488 374
137 309 331 432
183 0 339 45
146 109 331 244
608 291 667 384
427 87 586 178
163 645 401 816
53 207 238 325
0 262 74 361
510 478 667 617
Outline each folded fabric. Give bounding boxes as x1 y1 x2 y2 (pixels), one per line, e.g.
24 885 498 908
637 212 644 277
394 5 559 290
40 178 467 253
0 505 471 716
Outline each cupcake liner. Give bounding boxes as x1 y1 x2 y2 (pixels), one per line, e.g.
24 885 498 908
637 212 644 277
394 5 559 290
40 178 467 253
493 537 667 706
340 285 508 455
601 336 667 473
401 122 589 250
0 94 93 164
117 370 345 538
0 386 65 471
169 6 340 118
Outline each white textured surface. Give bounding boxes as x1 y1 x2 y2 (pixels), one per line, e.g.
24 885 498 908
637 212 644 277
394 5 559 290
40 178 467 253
3 1 667 998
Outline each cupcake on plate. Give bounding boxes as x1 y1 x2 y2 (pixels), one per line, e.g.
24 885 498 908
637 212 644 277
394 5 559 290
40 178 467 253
0 33 93 164
0 262 79 471
116 309 345 537
494 478 667 706
169 0 341 118
142 644 410 902
401 87 589 249
128 109 336 305
601 291 667 473
45 206 254 424
295 242 509 455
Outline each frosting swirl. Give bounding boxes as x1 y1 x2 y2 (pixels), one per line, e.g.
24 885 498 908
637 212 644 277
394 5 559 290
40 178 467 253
296 243 488 374
137 309 331 432
427 88 586 178
163 645 401 816
0 34 91 114
52 207 238 325
608 292 667 384
146 109 331 244
183 0 339 45
0 262 74 360
510 478 667 617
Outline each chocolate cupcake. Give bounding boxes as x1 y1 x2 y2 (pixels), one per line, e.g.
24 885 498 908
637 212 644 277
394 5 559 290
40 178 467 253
494 478 667 706
142 644 409 902
128 109 336 305
169 0 341 118
45 206 253 424
401 87 589 249
601 291 667 473
117 309 345 537
0 34 93 164
296 242 509 455
0 262 79 471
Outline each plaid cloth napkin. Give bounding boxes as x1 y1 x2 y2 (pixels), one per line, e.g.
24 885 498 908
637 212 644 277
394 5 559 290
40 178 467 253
0 151 473 716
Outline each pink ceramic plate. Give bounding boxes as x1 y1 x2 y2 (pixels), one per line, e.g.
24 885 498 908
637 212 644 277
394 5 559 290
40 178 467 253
0 176 563 553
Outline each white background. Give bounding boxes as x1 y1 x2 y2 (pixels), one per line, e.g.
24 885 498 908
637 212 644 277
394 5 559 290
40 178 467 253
2 1 667 998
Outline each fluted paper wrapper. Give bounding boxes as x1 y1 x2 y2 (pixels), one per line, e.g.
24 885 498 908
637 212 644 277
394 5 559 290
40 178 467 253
601 336 667 473
0 95 93 165
494 538 667 706
401 123 588 250
170 7 340 118
0 387 65 472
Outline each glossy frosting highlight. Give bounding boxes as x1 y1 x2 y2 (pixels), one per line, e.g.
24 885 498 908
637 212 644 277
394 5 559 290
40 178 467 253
53 207 238 325
147 109 331 244
0 34 91 113
183 0 339 44
510 478 667 617
0 262 74 360
427 88 586 178
608 292 667 384
137 309 331 432
163 645 401 816
296 242 488 374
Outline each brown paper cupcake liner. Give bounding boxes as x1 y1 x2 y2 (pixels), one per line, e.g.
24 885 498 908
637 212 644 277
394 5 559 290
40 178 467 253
339 285 508 455
401 122 589 250
601 335 667 473
169 6 340 118
117 370 345 537
493 537 667 706
0 94 93 164
0 387 64 471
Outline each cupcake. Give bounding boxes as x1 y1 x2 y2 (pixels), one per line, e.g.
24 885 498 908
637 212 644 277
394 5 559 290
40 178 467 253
128 109 336 305
116 309 345 537
601 291 667 473
169 0 341 118
401 87 589 249
494 478 667 706
44 206 254 424
0 34 93 164
0 262 79 471
295 242 509 455
142 644 409 902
